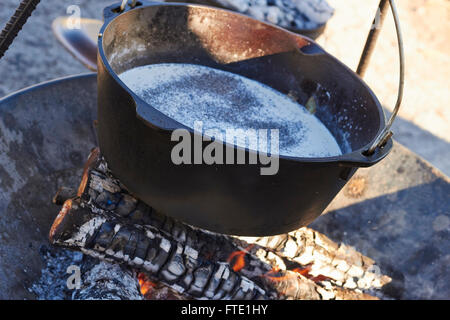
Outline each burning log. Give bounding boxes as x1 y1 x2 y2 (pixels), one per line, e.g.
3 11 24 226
50 197 271 299
238 229 391 292
49 148 389 300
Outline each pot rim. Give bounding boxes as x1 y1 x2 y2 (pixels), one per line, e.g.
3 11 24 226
97 2 390 167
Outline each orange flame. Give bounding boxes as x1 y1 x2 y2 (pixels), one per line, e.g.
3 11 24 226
292 265 312 277
262 264 331 284
137 273 156 296
227 245 254 272
292 265 331 282
263 269 293 282
310 274 331 282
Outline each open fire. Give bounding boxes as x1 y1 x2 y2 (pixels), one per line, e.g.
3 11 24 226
45 148 391 300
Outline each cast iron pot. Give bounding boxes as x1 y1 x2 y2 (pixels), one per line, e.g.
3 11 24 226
94 1 397 236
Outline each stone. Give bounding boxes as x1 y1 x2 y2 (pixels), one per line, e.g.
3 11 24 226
217 0 249 13
247 5 266 21
254 0 267 6
266 6 282 24
291 0 334 24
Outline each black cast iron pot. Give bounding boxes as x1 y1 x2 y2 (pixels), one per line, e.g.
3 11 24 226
94 1 396 236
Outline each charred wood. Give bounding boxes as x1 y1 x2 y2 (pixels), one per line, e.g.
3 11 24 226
52 187 77 205
50 198 271 299
238 229 391 292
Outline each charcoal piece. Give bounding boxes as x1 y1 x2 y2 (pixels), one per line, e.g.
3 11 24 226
171 223 188 243
183 228 200 249
145 243 159 265
134 233 151 260
160 244 186 282
150 238 172 271
187 263 215 297
219 267 239 294
86 188 99 202
95 191 121 211
231 287 248 299
123 230 138 259
181 271 194 291
107 227 131 254
92 221 116 251
203 263 227 299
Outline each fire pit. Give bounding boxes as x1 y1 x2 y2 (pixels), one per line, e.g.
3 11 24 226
0 74 389 300
48 146 393 300
0 74 448 300
1 0 448 301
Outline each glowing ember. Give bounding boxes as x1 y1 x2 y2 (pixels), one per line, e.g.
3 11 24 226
227 245 254 272
292 265 331 283
137 273 156 297
263 264 331 284
292 265 312 277
263 268 293 283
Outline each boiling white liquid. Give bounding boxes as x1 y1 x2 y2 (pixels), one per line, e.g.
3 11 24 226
119 63 342 158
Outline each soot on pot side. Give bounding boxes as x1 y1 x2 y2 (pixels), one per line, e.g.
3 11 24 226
119 63 342 158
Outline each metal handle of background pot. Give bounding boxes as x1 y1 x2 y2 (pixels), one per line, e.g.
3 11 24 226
357 0 405 155
119 0 138 12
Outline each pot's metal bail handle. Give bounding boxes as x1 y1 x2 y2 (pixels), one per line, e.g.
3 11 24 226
104 0 155 21
357 0 405 156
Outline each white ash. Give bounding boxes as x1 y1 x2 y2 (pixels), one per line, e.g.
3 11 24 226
29 246 83 300
73 261 143 300
119 63 342 158
215 0 334 29
29 246 142 300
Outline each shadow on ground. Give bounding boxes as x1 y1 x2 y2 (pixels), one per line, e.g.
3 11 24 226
389 110 450 177
312 143 450 299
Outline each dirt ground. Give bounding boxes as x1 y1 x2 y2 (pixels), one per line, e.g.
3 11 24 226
0 0 449 175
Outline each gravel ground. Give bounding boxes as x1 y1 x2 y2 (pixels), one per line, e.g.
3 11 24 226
0 0 109 95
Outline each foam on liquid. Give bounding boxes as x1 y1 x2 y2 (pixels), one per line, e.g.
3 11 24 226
119 63 342 158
